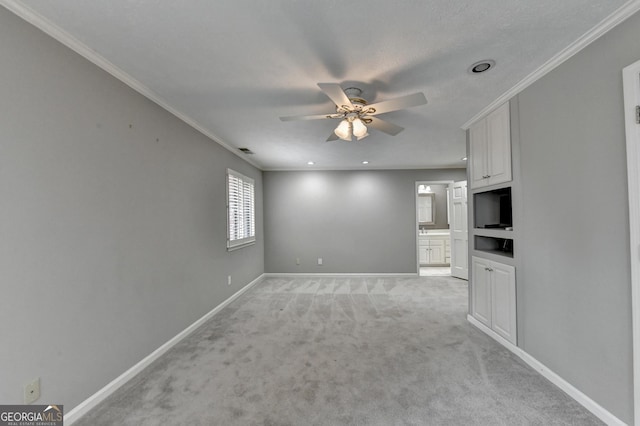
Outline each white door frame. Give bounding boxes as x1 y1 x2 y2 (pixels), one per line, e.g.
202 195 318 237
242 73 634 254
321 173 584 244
623 58 640 426
415 180 454 274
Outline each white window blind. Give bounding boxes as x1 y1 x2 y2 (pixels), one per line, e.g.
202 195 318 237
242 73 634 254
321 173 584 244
227 169 255 249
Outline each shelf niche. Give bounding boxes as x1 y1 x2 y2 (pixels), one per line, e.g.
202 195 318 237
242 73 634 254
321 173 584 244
474 235 514 258
474 187 512 229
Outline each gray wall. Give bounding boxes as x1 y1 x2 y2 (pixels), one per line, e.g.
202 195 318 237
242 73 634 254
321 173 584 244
0 8 263 410
514 10 639 423
264 169 466 273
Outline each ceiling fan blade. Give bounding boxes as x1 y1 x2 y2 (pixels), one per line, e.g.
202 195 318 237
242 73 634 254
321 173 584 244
280 113 341 121
326 132 339 142
318 83 353 109
365 92 427 115
367 117 404 136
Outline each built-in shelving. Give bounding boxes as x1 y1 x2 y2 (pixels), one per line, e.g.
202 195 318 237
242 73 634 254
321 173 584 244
474 187 512 230
472 186 513 258
474 235 513 258
474 228 513 239
469 100 518 351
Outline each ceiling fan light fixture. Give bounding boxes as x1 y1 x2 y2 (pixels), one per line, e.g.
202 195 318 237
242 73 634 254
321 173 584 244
352 118 368 139
334 119 352 141
280 83 426 142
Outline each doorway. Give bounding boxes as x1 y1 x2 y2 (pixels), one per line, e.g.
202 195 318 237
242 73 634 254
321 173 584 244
415 181 453 276
415 180 468 278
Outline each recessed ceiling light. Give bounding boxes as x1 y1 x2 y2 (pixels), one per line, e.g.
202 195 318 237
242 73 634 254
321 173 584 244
307 161 315 165
461 156 468 161
468 60 495 74
362 161 369 164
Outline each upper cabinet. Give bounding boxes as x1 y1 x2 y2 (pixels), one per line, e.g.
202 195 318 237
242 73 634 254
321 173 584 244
470 102 512 189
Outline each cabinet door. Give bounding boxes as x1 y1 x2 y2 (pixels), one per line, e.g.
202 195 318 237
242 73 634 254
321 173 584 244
471 258 492 327
469 118 488 189
419 245 429 265
429 240 445 264
491 262 517 344
486 102 512 186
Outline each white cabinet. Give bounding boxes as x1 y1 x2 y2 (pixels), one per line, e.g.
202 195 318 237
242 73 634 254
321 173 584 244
419 245 429 264
471 256 516 344
470 102 512 189
419 234 448 266
428 239 445 264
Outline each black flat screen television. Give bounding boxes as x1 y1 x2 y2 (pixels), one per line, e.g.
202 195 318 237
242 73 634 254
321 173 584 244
474 187 512 229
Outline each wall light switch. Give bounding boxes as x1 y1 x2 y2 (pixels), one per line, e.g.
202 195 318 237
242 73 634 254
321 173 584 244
317 258 323 265
227 275 232 286
296 257 300 265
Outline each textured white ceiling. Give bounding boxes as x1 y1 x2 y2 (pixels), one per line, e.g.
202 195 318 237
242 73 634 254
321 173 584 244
14 0 631 170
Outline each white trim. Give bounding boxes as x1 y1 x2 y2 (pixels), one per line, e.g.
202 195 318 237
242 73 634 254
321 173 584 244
0 0 261 170
226 241 256 251
262 165 467 172
64 274 265 425
263 273 417 278
623 59 640 426
467 315 626 426
226 168 256 249
462 0 640 129
467 314 521 356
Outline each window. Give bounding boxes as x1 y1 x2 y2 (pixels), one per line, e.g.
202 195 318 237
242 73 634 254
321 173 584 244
227 169 255 250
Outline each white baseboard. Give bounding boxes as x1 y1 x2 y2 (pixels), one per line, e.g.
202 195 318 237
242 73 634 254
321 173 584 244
263 272 418 278
467 315 626 426
64 274 265 424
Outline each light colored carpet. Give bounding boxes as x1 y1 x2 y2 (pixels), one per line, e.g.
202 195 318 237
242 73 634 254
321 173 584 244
75 276 602 425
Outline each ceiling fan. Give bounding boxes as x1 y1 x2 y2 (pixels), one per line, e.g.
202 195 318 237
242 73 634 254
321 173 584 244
279 83 427 141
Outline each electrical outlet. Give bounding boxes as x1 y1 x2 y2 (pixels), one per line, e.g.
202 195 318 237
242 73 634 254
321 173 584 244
296 257 300 265
317 258 323 265
227 275 232 285
24 378 40 404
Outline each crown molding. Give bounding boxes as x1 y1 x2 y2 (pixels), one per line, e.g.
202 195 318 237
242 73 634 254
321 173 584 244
0 0 263 170
461 0 640 130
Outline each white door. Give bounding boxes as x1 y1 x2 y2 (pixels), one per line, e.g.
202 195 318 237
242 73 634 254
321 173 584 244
449 181 468 279
491 262 517 344
429 240 445 264
486 102 512 186
419 245 428 265
469 119 488 188
471 258 491 327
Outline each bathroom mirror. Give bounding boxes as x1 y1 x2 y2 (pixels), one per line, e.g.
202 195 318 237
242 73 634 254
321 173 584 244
418 193 435 225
